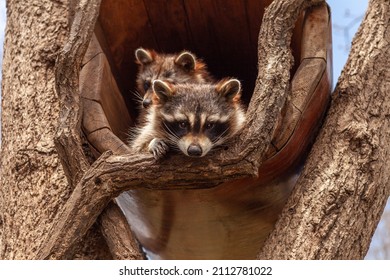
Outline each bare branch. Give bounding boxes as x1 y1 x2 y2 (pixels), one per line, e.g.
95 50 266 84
240 0 325 166
54 0 102 187
48 0 140 260
98 202 145 260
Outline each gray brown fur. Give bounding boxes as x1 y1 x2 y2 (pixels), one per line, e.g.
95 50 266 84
134 48 214 108
130 79 246 159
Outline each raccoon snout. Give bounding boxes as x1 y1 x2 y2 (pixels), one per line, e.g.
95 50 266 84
187 144 203 157
142 98 152 108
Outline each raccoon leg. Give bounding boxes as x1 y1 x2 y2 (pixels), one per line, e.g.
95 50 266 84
148 138 169 159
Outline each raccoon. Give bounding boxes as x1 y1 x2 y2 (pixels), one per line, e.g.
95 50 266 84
130 79 246 159
134 48 213 108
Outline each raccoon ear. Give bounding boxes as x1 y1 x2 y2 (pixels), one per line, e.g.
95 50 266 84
216 79 241 101
153 80 174 103
135 48 154 65
175 51 196 71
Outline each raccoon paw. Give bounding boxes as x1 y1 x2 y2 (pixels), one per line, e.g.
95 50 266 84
148 138 169 160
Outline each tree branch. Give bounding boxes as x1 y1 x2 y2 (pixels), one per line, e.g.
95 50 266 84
240 0 324 164
50 0 143 260
98 202 145 260
54 0 101 186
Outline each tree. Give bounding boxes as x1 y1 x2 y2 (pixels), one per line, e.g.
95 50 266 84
0 0 389 260
259 0 390 259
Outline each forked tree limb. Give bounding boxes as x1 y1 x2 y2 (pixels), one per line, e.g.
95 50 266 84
52 0 146 260
49 0 139 260
54 0 101 187
41 0 325 259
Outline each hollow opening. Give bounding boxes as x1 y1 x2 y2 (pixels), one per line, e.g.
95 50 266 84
95 0 302 121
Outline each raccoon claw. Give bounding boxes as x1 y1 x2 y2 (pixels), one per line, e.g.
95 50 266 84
148 138 169 160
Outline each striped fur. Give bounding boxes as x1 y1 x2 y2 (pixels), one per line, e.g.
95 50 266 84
130 79 246 159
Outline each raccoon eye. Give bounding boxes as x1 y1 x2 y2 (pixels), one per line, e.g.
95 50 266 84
163 70 173 78
178 121 188 129
143 80 151 91
205 122 215 130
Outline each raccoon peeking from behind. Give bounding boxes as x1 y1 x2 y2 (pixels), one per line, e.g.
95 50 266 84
130 79 246 159
134 48 213 108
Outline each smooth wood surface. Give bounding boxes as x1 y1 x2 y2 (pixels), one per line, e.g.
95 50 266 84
301 3 330 60
80 35 133 145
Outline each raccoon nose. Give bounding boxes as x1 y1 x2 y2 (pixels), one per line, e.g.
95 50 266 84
142 98 152 108
187 144 203 157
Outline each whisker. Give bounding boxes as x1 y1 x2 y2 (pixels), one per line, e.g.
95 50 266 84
130 89 144 106
160 122 183 152
163 122 180 141
212 127 230 146
126 125 144 144
167 143 181 152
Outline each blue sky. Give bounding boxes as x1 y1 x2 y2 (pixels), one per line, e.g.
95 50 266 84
327 0 368 85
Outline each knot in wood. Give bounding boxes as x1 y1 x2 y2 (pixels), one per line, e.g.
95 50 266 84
94 176 103 186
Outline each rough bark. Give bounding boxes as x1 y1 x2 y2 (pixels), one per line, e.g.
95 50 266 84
0 0 70 259
259 0 390 259
0 0 111 260
54 0 145 260
98 202 145 260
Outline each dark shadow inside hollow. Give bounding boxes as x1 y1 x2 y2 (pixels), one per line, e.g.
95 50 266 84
96 0 303 119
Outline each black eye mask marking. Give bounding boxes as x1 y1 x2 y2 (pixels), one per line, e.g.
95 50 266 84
163 70 173 78
204 122 230 143
143 80 151 92
163 120 189 139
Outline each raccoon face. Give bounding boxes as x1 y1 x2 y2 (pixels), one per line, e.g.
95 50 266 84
135 48 209 108
152 79 245 157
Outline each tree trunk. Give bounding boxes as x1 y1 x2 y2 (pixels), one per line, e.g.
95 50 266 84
0 0 112 260
0 0 67 259
1 0 388 260
259 0 390 259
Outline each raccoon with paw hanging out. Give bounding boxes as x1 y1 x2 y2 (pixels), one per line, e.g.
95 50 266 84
129 79 246 159
134 48 214 108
